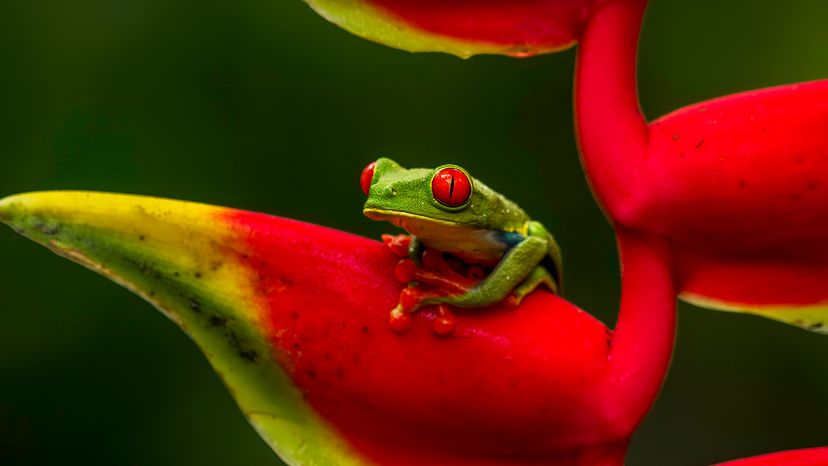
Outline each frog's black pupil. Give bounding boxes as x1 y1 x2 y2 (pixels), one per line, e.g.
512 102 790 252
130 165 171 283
449 176 455 199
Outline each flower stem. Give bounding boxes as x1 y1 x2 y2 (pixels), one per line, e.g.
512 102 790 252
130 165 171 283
575 0 650 224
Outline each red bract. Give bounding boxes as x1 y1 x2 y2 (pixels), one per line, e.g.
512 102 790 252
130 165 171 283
0 193 675 466
236 212 666 464
368 0 593 51
303 0 602 57
576 0 828 329
267 220 672 465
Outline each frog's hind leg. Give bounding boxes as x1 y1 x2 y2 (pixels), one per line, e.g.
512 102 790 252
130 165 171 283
511 265 559 306
427 235 549 309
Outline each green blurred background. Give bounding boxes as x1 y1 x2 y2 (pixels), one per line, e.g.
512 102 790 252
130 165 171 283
1 0 828 464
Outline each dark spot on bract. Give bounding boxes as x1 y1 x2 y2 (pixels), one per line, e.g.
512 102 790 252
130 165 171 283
209 316 227 327
195 272 202 279
33 221 59 236
188 298 202 313
240 349 259 363
290 311 299 320
139 235 146 241
671 133 680 141
695 139 705 149
810 322 823 329
738 180 747 189
306 370 317 379
293 342 301 349
361 326 369 334
335 367 345 380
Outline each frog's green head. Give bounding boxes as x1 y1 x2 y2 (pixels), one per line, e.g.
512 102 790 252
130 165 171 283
361 158 527 234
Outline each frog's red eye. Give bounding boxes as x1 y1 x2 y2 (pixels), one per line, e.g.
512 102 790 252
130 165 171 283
432 167 472 207
360 161 377 196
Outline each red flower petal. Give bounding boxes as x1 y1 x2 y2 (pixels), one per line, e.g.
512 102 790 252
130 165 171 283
304 0 600 57
0 192 676 465
645 82 828 328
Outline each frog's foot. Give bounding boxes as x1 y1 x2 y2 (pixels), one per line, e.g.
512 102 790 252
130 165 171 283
388 285 452 334
388 250 485 335
388 291 457 336
389 304 412 332
509 265 559 305
382 234 411 257
388 280 463 336
431 304 457 336
394 257 477 295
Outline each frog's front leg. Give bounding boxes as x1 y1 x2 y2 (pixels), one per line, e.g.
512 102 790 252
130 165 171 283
407 235 425 267
382 234 426 266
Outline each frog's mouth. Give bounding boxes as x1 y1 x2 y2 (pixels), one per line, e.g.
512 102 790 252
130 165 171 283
363 208 461 229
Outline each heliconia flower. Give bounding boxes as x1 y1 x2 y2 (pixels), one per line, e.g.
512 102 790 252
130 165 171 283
304 0 828 331
0 191 676 466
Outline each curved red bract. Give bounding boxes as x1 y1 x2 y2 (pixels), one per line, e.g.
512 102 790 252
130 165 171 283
644 81 828 307
576 0 828 321
222 211 674 465
369 0 598 51
0 192 675 465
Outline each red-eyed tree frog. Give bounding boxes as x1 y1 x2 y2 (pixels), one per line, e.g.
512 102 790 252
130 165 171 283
361 158 563 334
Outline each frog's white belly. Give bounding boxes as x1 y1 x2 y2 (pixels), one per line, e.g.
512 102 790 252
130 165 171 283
396 217 509 263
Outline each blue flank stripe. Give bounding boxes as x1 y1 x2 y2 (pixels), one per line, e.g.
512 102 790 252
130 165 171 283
497 231 525 250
